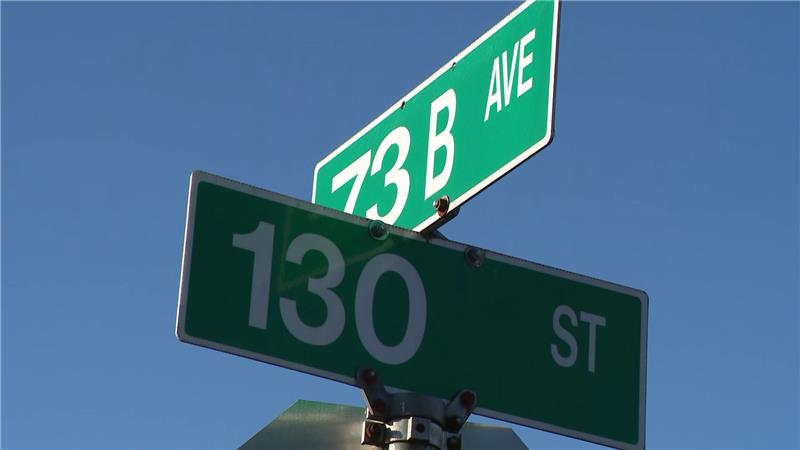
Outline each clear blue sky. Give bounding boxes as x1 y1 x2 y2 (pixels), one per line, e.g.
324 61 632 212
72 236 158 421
2 1 798 449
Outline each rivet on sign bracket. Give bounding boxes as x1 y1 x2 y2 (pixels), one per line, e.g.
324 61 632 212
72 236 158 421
433 195 450 216
356 366 477 450
421 195 460 240
464 246 486 269
368 220 389 241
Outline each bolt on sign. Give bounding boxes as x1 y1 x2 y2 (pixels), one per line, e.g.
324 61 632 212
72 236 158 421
313 0 561 231
177 171 648 449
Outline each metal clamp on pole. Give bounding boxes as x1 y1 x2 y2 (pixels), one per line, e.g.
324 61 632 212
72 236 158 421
356 367 476 450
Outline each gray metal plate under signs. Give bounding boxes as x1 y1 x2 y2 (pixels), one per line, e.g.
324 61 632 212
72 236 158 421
239 399 528 450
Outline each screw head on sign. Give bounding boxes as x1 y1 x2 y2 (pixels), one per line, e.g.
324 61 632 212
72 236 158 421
446 435 462 450
433 195 450 217
460 390 476 410
368 220 388 241
464 247 486 268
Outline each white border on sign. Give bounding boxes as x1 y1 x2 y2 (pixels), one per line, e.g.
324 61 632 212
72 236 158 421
177 170 648 450
312 0 561 232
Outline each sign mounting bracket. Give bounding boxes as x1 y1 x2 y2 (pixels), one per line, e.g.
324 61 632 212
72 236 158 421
357 367 477 450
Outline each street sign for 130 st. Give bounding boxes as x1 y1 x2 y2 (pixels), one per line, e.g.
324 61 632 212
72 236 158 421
177 171 648 450
313 0 560 231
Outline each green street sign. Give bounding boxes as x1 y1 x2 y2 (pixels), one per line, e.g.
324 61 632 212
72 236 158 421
177 171 648 450
313 0 560 231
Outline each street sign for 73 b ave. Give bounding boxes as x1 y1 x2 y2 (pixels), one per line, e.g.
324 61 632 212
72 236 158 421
313 0 560 231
